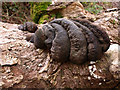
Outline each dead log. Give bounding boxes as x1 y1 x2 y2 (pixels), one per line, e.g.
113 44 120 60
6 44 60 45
0 22 119 88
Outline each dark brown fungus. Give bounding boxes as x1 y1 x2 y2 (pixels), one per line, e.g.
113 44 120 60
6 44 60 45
34 28 46 49
72 18 110 52
23 18 110 65
50 18 87 64
72 20 103 61
50 23 70 62
42 24 55 49
18 22 38 33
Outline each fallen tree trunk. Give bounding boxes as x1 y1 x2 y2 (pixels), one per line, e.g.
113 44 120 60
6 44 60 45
0 22 120 88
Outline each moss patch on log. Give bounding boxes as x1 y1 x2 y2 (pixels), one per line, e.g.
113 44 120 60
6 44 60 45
30 2 51 24
30 2 63 24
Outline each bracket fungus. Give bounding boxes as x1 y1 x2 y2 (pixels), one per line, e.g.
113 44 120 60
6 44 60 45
18 18 110 64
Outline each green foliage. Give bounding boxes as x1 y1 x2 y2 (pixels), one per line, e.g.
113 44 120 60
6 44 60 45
30 2 51 24
50 13 63 19
81 2 103 14
51 14 56 18
30 2 63 24
38 14 49 24
55 12 63 18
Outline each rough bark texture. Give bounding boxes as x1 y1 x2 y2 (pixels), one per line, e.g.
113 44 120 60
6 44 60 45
0 20 119 89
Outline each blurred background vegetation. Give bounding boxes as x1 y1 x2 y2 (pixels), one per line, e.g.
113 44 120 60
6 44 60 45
1 2 118 24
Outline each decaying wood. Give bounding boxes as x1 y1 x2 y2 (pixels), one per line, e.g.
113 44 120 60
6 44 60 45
0 21 120 88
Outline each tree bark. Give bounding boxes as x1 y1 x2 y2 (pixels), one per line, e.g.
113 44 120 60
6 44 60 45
0 17 120 89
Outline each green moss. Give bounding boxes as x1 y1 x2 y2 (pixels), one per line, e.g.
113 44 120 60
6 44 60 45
55 12 63 18
81 2 103 14
50 13 63 19
30 2 51 23
85 3 103 14
51 14 56 18
60 5 66 9
38 14 49 24
30 2 64 24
